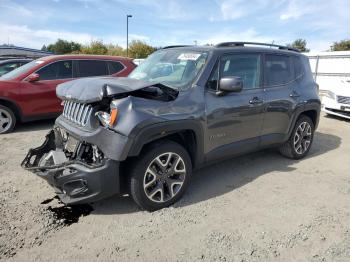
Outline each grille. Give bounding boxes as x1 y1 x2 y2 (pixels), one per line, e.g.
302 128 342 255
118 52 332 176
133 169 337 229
337 96 350 105
62 101 93 126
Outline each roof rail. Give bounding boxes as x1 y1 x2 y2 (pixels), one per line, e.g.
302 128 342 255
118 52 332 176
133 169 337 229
162 45 192 49
215 42 300 52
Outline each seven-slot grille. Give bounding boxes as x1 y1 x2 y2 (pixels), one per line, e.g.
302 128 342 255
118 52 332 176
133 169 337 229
63 101 93 126
337 95 350 105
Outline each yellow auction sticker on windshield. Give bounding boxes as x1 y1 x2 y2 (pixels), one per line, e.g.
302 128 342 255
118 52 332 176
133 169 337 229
178 53 201 60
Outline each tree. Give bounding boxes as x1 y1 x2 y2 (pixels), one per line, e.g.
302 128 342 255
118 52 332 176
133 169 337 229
287 39 310 52
106 44 126 56
41 38 158 57
46 39 81 54
128 40 156 58
331 40 350 51
80 40 108 55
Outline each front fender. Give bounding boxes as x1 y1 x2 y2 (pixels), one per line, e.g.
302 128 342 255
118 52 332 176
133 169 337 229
127 119 205 166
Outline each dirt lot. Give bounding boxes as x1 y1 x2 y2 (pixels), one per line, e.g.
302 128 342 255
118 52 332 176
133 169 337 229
0 113 349 262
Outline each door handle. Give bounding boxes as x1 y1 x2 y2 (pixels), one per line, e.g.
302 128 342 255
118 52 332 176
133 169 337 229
249 97 263 105
289 91 300 98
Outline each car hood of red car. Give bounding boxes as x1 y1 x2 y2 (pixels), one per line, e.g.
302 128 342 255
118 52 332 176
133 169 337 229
56 77 172 103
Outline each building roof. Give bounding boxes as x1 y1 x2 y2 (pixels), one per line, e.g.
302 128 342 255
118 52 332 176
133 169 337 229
0 45 53 60
0 45 53 55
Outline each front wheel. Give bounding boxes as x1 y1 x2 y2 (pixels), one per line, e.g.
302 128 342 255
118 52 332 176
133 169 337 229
129 140 192 211
0 105 16 134
279 115 315 159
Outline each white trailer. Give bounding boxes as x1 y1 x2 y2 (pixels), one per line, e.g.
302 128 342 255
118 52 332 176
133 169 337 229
305 51 350 120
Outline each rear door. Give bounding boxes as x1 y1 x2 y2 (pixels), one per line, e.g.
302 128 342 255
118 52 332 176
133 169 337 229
260 53 300 146
205 52 265 161
21 60 73 116
76 60 109 77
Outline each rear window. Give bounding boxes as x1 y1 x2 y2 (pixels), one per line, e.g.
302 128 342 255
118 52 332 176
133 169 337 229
264 54 293 86
77 60 108 77
108 61 125 74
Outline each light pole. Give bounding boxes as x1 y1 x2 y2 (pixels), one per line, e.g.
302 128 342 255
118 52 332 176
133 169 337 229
126 14 132 57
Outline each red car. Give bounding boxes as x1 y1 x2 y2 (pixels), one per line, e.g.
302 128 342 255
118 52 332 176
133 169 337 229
0 55 136 133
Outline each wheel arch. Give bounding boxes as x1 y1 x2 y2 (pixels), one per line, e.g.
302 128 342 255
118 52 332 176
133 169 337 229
0 97 22 122
300 109 318 127
127 120 204 168
286 106 320 140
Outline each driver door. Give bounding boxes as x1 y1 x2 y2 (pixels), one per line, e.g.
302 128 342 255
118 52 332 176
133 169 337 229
205 53 265 161
21 60 73 116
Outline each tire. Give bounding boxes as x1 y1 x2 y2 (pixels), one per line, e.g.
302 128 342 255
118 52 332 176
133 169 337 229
279 115 314 159
129 140 192 211
0 105 16 134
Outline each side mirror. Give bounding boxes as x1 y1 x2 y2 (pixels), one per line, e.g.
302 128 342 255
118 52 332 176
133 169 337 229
218 77 243 93
27 73 40 82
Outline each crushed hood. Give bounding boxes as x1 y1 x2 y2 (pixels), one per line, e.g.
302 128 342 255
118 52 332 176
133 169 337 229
57 77 177 103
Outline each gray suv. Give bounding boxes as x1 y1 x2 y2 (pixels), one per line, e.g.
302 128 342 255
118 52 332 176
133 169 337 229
22 42 320 211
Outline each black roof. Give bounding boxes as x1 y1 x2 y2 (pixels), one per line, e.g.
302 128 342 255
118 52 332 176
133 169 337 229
161 42 303 56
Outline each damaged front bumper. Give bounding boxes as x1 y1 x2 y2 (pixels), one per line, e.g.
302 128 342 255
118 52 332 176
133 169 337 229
21 129 120 205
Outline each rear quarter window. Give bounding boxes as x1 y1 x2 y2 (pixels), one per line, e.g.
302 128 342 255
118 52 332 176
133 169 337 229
293 56 304 79
108 61 125 74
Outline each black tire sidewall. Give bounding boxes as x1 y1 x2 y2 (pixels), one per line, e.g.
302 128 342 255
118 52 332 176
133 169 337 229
130 141 192 211
289 116 314 159
0 105 16 134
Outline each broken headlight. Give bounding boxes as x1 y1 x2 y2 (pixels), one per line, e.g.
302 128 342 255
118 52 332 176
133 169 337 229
95 108 118 128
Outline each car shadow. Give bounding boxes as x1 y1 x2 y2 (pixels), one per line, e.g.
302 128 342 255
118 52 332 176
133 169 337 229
324 113 350 123
14 119 55 133
92 131 341 215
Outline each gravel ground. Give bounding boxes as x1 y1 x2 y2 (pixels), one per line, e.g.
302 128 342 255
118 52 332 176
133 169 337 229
0 113 349 262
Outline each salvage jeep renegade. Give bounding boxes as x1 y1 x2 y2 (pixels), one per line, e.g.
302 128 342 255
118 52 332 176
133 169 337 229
22 42 320 211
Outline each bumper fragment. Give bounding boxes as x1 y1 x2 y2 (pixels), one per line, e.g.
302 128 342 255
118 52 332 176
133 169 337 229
21 129 120 205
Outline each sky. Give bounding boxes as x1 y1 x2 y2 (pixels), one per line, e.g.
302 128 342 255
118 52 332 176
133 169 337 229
0 0 349 51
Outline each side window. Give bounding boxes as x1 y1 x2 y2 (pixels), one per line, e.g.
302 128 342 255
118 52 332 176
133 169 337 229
108 61 125 74
0 62 20 75
220 54 261 89
78 60 108 77
264 54 293 86
37 61 72 80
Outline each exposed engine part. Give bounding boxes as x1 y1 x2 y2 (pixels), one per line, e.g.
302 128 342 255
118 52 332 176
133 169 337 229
63 141 104 165
39 150 67 167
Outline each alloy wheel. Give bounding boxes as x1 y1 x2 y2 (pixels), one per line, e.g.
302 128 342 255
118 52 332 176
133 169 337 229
143 152 186 203
293 121 312 155
0 109 12 134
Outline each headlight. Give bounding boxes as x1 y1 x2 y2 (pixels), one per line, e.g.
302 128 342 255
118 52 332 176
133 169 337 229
319 90 336 100
95 108 118 128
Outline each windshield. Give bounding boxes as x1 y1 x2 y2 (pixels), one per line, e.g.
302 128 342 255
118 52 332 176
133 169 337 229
0 60 44 80
128 49 208 90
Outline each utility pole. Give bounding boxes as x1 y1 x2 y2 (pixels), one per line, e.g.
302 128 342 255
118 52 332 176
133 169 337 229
126 14 132 57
